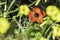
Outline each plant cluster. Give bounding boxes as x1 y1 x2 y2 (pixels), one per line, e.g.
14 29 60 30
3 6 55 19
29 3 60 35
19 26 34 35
0 0 60 40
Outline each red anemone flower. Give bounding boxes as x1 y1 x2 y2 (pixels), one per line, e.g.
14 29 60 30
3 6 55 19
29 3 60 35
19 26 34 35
28 7 46 23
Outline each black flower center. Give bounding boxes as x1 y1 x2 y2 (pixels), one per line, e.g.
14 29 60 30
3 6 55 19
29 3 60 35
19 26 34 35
34 13 39 18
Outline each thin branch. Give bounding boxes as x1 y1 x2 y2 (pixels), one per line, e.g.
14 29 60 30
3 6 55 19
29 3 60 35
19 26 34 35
7 0 16 11
0 2 6 5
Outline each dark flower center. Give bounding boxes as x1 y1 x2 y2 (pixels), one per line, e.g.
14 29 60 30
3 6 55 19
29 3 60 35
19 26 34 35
34 13 39 18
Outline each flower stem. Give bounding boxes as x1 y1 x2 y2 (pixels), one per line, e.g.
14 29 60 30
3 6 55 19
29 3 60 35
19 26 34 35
35 0 41 6
8 8 19 14
40 21 46 28
3 2 7 18
47 31 53 38
7 0 16 11
0 2 6 5
44 25 51 36
13 16 24 34
0 8 2 17
13 17 22 30
28 1 36 7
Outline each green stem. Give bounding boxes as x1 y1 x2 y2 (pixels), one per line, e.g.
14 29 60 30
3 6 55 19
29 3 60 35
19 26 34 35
44 25 52 36
0 2 6 5
13 18 22 30
19 15 25 33
35 0 41 6
10 19 14 24
7 0 16 11
3 8 19 18
13 16 25 33
3 2 7 18
3 12 7 18
47 31 53 38
0 9 2 17
40 21 46 28
8 8 19 14
28 1 36 7
43 16 50 20
13 16 26 39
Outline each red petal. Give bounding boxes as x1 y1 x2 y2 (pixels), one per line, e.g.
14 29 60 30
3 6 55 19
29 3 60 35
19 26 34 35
40 10 46 17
